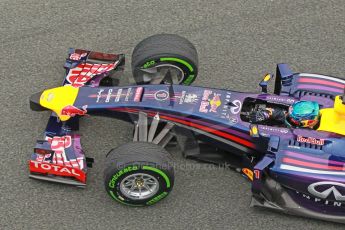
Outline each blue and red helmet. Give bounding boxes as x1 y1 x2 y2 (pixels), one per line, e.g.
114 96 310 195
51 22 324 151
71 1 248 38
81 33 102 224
286 101 320 128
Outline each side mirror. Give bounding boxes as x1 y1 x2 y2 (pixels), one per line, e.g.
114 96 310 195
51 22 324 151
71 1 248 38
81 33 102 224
259 74 273 93
342 87 345 104
249 124 260 137
267 135 280 152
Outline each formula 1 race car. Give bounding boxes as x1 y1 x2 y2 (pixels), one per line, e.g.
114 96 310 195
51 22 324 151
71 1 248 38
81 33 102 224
29 34 345 224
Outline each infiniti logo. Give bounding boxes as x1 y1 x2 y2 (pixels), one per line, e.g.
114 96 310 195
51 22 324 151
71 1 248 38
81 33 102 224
308 181 345 201
230 100 242 114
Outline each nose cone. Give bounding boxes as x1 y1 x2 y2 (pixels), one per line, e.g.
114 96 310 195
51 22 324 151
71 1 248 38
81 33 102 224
29 85 79 121
30 91 47 111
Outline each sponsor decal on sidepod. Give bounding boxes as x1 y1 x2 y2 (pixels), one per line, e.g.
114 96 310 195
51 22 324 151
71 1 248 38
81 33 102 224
297 136 325 145
308 181 345 201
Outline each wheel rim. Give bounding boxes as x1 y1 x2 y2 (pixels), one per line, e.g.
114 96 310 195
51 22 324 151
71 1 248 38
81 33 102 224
139 64 185 84
120 173 159 200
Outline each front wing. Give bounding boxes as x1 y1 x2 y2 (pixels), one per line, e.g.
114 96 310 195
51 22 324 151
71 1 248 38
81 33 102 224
29 49 123 186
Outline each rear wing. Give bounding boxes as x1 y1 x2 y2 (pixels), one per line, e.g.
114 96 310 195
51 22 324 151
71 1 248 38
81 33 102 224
63 48 124 87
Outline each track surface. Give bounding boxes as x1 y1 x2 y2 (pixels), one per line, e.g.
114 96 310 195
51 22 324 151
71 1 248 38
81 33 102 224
1 0 345 229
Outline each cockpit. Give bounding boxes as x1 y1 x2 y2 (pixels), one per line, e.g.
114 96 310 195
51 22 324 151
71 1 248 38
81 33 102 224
240 97 289 127
241 95 345 136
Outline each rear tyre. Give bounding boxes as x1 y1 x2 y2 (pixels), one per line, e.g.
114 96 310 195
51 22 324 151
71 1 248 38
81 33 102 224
131 34 198 85
104 142 174 206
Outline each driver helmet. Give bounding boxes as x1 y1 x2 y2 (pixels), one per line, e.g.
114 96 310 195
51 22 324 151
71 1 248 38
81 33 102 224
285 101 320 128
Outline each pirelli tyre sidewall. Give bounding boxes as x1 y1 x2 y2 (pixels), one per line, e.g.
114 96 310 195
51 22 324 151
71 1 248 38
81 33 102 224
131 34 198 85
104 142 174 206
134 55 198 85
105 162 173 206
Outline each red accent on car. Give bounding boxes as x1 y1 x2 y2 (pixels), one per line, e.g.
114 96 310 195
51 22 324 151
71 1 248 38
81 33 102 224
299 78 344 89
46 135 72 150
282 158 345 171
61 105 87 117
296 135 324 145
69 52 88 61
66 62 117 87
34 148 53 155
134 87 143 102
112 108 256 149
29 160 86 183
254 170 260 179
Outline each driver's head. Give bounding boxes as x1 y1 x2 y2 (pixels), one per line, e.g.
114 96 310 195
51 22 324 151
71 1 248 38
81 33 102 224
286 101 320 128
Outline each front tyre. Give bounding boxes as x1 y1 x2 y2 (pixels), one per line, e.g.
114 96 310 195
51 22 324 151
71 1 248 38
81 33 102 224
131 34 198 85
104 142 174 206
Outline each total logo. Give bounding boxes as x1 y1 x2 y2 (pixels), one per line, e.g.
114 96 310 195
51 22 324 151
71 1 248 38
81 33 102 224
29 161 86 183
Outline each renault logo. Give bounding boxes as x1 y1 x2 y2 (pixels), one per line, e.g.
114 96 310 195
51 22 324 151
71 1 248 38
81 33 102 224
308 181 345 201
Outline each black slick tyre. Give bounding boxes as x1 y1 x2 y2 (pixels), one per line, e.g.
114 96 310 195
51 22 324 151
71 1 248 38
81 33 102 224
131 34 198 85
104 142 174 206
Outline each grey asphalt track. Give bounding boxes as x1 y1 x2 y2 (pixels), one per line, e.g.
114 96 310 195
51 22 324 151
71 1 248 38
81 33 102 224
1 0 345 229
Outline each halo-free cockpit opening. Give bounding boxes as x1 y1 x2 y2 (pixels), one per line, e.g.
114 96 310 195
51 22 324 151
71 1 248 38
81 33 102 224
240 97 289 127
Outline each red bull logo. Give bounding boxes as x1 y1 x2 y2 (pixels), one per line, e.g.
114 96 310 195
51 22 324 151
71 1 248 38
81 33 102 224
209 94 221 112
61 105 87 117
297 135 325 145
199 90 222 113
